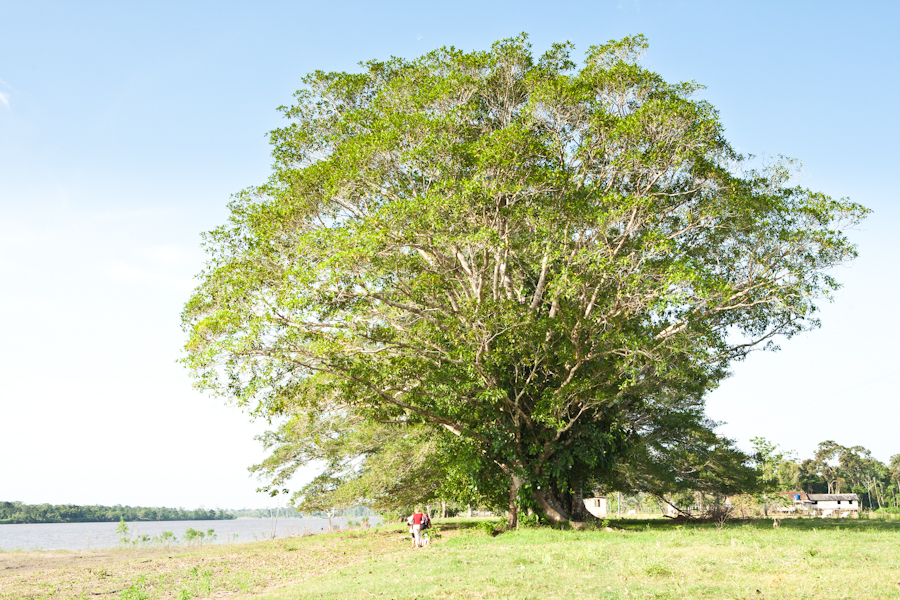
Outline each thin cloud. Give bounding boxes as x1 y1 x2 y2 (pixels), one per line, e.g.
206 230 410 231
90 207 180 222
0 92 9 109
141 244 198 266
101 260 195 292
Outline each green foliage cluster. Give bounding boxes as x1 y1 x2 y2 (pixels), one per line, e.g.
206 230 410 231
226 507 305 518
0 502 234 525
182 528 217 545
178 567 214 599
115 519 197 548
344 517 372 529
226 506 375 518
120 574 151 600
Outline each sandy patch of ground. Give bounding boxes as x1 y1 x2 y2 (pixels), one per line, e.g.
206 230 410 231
0 528 416 599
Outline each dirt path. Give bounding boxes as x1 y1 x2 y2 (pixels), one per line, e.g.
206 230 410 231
1 547 173 575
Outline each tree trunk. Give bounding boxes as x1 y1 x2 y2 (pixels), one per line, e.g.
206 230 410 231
872 479 884 511
441 500 447 519
534 488 569 523
570 486 585 521
507 475 522 529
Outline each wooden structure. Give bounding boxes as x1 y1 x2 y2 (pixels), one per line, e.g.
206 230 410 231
583 497 607 518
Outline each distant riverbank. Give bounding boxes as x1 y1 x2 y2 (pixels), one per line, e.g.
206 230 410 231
0 502 234 525
0 516 381 551
0 501 376 525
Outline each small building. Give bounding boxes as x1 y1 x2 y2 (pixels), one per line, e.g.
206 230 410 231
807 494 860 514
779 492 859 515
583 497 607 518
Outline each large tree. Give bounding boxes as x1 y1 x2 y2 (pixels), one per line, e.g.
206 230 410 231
182 34 867 526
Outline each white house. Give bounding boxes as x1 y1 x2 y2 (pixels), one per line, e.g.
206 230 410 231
583 497 607 518
780 492 859 515
807 494 859 514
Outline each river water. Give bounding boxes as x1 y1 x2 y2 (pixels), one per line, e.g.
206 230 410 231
0 516 381 551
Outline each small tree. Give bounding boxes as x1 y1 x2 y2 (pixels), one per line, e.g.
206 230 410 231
183 528 207 546
750 437 788 516
154 531 177 546
116 517 130 546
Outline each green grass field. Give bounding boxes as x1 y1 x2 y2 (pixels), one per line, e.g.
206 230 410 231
3 517 900 599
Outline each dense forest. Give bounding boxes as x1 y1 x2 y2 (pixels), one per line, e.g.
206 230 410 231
0 502 236 524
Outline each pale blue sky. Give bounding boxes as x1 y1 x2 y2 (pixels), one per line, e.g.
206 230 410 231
1 1 897 508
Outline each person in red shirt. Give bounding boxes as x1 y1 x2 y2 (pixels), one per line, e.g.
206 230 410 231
407 508 425 548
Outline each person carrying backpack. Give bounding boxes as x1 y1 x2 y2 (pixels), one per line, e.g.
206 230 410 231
407 508 426 548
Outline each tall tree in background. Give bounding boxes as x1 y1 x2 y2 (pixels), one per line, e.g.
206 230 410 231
837 445 888 510
182 34 867 525
798 459 827 494
813 440 845 494
891 455 900 491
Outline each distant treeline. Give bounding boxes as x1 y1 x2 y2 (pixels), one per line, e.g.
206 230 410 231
0 502 236 525
0 501 379 524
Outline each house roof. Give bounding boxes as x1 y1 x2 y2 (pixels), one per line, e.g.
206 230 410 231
779 491 809 501
807 494 859 502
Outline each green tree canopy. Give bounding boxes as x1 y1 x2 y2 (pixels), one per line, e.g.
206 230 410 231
252 405 455 514
182 34 867 525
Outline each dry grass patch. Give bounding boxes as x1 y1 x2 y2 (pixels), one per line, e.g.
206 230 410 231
0 526 419 599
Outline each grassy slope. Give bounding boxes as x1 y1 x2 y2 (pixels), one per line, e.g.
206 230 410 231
257 518 900 600
3 518 900 599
